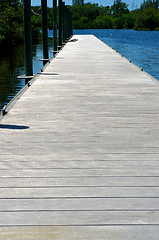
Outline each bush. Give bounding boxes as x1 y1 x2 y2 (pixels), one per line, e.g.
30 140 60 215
0 0 23 44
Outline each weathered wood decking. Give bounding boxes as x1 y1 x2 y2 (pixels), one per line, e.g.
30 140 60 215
0 35 159 239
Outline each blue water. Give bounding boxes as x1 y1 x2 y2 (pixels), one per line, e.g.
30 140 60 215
0 37 54 110
74 29 159 80
0 29 159 111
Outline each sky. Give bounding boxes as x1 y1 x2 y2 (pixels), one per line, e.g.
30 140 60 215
31 0 144 10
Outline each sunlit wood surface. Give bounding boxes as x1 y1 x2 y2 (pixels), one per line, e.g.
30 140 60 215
0 35 159 239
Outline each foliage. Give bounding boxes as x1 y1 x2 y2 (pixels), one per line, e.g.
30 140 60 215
1 0 159 46
134 0 159 30
0 0 23 44
140 0 159 10
70 1 133 29
72 0 83 6
69 0 159 30
0 1 42 46
111 0 129 16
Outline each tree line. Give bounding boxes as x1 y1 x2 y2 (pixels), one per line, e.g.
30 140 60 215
69 0 159 30
0 0 159 46
32 0 159 31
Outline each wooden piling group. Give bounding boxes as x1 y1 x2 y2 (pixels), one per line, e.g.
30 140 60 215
23 0 73 75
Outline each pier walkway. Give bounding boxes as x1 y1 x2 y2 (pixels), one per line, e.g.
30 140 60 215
0 35 159 239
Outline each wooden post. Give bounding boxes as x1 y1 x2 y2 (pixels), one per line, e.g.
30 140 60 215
65 8 68 40
41 0 48 64
68 10 71 39
62 2 66 43
71 11 73 36
23 0 33 77
53 0 57 54
67 8 70 39
58 0 63 47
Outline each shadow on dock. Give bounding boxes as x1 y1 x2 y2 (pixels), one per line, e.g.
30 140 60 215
0 124 29 130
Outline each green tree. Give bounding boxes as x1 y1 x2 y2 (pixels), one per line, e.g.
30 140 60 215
93 15 113 28
24 0 159 31
72 0 84 6
0 0 23 44
123 12 137 29
111 0 129 16
134 6 159 30
140 0 159 10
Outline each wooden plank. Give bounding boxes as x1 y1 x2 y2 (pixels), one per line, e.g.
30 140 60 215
0 176 158 187
0 168 159 177
0 198 159 211
1 153 159 160
0 226 158 240
0 211 159 225
0 187 158 198
1 160 159 169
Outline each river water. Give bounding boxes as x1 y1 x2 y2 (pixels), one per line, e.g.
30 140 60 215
0 29 159 110
74 29 159 80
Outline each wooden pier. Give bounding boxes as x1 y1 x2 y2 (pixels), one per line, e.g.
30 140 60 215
0 35 159 239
